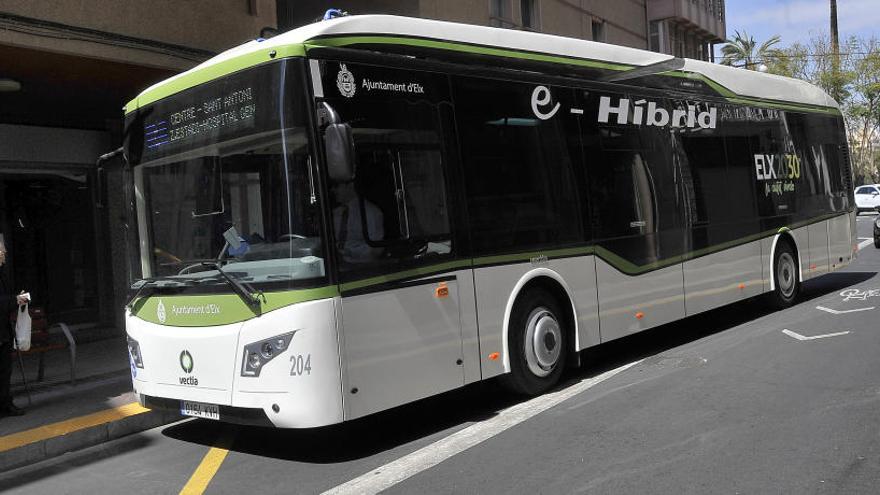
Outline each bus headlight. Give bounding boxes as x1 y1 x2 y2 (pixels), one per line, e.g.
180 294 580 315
241 331 295 377
127 335 144 369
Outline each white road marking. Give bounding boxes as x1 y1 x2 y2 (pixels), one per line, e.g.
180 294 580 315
321 361 642 495
816 305 875 315
782 329 851 341
570 108 584 114
858 239 873 250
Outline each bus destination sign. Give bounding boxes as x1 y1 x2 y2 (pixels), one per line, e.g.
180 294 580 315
145 87 256 152
137 62 281 160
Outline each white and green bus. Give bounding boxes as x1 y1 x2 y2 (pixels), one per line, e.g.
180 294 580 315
122 15 856 428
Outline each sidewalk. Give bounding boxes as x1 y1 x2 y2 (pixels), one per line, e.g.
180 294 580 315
11 336 129 391
1 337 182 472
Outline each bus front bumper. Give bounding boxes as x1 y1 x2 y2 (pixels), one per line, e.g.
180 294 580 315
127 297 344 429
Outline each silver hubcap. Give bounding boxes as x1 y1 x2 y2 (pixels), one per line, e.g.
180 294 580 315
524 307 562 377
777 252 796 298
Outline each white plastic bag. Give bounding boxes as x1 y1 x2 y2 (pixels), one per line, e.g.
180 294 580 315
14 303 31 351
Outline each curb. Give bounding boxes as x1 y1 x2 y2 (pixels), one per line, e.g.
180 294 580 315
0 407 182 473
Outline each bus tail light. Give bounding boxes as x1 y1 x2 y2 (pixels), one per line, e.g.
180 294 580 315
241 331 296 377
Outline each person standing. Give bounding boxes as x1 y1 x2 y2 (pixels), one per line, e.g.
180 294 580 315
0 243 29 417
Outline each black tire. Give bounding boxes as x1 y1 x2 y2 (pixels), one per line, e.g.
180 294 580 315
874 238 879 249
500 289 567 396
768 240 800 308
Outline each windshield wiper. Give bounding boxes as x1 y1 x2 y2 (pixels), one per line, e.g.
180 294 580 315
126 280 155 310
200 261 264 311
125 279 192 310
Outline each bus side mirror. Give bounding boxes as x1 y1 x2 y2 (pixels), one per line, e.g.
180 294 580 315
95 147 124 209
324 123 355 183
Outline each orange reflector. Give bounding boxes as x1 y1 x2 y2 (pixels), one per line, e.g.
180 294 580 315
635 312 645 320
435 282 449 299
738 283 745 290
488 352 500 361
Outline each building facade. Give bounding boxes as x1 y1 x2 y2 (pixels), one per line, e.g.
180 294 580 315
0 1 276 336
284 0 651 50
282 1 725 59
647 0 726 61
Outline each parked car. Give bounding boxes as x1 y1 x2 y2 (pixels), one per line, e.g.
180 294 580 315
855 184 880 214
875 215 880 248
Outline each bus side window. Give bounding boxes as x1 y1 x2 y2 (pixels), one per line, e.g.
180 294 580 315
580 92 685 264
804 114 847 212
451 76 584 255
321 63 454 279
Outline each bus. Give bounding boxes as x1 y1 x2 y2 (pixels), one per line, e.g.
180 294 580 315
121 15 857 428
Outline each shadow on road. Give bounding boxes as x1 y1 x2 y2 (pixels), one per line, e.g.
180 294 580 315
161 270 878 465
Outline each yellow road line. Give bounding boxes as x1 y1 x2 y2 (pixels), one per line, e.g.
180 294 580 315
0 402 150 453
179 433 235 495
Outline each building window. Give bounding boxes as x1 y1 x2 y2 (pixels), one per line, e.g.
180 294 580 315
490 0 516 28
673 25 684 57
649 20 666 53
520 0 539 30
591 19 605 42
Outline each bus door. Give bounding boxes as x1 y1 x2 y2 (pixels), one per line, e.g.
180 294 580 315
583 93 687 340
317 61 472 419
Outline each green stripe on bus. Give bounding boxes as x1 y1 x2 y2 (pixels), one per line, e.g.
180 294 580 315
307 35 839 114
339 259 473 292
725 97 840 115
660 70 737 98
471 246 594 267
659 70 839 114
125 44 307 114
131 285 338 326
128 211 850 325
305 36 633 71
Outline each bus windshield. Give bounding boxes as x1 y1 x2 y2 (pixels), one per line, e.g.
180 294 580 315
125 60 325 290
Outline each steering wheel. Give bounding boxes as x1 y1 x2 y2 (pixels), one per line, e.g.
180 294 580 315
279 234 307 240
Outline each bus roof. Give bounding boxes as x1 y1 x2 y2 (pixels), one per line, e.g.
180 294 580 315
125 15 839 114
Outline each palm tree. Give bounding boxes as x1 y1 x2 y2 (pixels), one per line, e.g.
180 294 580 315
720 30 782 70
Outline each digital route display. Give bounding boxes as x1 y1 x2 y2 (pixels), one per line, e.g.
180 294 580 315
137 62 281 160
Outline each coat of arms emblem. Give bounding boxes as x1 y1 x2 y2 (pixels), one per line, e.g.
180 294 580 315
157 299 167 324
337 63 356 98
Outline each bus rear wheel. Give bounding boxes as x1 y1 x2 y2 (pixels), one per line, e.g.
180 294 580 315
769 240 799 308
501 289 567 396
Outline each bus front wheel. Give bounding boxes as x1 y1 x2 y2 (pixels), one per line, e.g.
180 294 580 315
769 240 799 308
501 289 567 396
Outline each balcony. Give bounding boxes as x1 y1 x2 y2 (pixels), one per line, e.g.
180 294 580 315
647 0 726 42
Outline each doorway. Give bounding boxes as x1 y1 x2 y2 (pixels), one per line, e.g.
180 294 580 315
0 171 101 325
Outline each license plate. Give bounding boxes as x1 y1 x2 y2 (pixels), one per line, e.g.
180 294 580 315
180 400 220 420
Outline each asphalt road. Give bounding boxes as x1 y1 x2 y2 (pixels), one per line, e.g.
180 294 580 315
4 214 880 494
